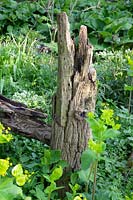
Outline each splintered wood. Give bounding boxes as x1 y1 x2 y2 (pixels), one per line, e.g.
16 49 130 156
51 12 97 170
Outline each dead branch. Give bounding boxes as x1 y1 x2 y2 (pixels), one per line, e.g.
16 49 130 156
0 94 51 144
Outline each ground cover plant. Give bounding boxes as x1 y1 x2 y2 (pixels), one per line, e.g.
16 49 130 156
0 0 133 199
0 123 32 200
94 49 133 111
0 0 133 49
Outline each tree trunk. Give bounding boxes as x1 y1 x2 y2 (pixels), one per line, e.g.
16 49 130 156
51 13 97 170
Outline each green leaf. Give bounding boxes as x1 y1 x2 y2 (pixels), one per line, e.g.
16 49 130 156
41 149 51 165
58 160 68 168
104 18 132 33
0 14 8 20
43 174 51 182
128 26 133 39
16 174 27 186
69 183 80 193
37 23 51 34
96 189 110 200
35 185 47 200
89 139 106 154
12 164 23 177
50 150 61 164
81 149 97 170
0 133 13 144
44 182 56 194
78 167 94 183
127 69 133 77
50 166 63 182
124 85 133 91
25 197 32 200
102 129 120 140
119 39 133 46
70 172 78 185
44 182 63 194
0 177 23 200
99 31 112 38
86 118 106 140
78 170 88 183
42 149 61 166
128 58 133 67
66 192 73 200
7 25 13 33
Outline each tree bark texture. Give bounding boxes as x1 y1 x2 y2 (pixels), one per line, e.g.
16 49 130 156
51 13 97 170
0 94 51 144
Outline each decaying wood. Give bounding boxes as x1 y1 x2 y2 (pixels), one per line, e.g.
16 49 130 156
0 94 51 144
51 13 97 170
0 12 97 172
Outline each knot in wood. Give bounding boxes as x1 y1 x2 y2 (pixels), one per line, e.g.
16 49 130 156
75 109 87 120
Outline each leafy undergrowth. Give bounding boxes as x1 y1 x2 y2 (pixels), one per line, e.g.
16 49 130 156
0 33 57 123
0 34 133 199
0 0 133 50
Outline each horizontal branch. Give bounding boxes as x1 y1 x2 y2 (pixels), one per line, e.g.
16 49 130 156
0 94 51 144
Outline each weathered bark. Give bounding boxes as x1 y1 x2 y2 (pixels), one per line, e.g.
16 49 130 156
0 94 51 144
51 13 97 170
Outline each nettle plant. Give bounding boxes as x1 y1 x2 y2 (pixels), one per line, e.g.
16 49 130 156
0 123 31 200
67 108 121 200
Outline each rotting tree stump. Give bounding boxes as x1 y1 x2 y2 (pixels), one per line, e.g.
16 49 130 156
51 13 97 170
0 12 97 172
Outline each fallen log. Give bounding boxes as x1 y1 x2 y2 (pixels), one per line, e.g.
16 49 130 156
0 94 51 144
